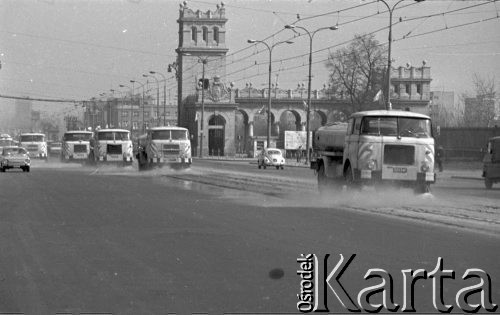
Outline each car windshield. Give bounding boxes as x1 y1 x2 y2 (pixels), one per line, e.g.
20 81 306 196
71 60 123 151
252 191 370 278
3 147 27 156
267 150 281 155
361 116 431 138
20 135 45 142
64 133 92 141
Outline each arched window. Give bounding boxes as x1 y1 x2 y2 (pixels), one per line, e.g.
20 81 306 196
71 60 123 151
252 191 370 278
202 26 208 42
213 27 219 44
191 26 197 42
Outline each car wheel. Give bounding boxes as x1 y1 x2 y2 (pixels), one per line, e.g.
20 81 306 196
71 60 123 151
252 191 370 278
485 178 493 189
281 166 284 170
0 166 4 173
276 166 280 170
26 166 30 172
258 161 261 169
263 165 266 169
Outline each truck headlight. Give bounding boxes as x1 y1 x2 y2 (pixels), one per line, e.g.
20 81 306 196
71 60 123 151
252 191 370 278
367 159 377 170
421 161 430 172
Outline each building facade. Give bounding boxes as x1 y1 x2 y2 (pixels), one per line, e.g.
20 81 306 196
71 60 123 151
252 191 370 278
174 3 433 157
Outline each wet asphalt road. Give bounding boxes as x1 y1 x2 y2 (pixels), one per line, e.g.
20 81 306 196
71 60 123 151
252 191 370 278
0 162 498 314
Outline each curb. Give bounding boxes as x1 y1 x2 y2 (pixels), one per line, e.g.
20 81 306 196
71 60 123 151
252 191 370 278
450 176 483 181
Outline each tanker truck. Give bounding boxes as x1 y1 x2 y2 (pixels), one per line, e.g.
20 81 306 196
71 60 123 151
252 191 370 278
311 110 435 194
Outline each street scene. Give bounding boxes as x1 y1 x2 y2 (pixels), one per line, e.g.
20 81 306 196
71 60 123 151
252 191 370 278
1 0 500 314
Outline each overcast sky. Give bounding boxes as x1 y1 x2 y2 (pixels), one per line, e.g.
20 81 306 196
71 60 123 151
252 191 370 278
1 0 499 114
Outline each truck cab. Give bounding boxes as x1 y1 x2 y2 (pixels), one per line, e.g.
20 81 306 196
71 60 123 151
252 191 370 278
61 131 93 162
136 126 192 170
90 129 133 165
482 136 500 189
19 133 48 160
313 110 435 194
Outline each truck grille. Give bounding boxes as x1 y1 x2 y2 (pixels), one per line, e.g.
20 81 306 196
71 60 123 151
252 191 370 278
107 144 122 154
162 144 180 155
384 145 415 165
27 145 38 151
74 144 87 153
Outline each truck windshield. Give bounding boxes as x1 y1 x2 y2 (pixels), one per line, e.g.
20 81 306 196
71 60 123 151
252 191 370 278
398 117 432 138
115 132 130 141
171 130 188 140
151 130 188 140
361 116 431 138
64 133 92 141
151 130 170 140
20 135 45 142
0 139 13 147
97 131 129 141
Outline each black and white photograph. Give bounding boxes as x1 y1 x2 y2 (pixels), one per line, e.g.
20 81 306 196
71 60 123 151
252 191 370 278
0 0 499 313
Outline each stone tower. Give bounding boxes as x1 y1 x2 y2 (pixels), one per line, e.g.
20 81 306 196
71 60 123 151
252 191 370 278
176 1 229 128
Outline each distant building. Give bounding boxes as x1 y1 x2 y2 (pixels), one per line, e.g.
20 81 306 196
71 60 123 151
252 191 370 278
83 94 177 139
14 99 33 132
429 91 459 127
389 63 432 114
464 93 498 127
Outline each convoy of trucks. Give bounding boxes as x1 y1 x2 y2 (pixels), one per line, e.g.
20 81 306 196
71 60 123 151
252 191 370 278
311 110 435 194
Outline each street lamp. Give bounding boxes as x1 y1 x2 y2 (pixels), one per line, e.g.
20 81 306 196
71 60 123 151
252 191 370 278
183 53 209 158
149 71 167 126
130 80 145 133
284 24 338 164
119 84 133 131
247 39 293 148
379 0 425 110
143 73 160 126
168 61 180 125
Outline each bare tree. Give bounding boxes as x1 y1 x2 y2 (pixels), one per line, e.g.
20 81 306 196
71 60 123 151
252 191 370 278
461 73 497 127
326 34 386 113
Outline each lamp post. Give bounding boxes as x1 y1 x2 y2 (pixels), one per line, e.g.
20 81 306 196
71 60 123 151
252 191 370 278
379 0 426 110
149 71 167 126
143 74 160 126
119 84 133 131
183 53 209 158
168 61 179 125
247 39 293 148
284 24 338 164
130 80 145 133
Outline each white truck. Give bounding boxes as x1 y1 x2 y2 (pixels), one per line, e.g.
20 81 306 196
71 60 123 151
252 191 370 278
89 129 134 165
61 130 93 163
136 126 192 170
311 110 435 194
19 133 48 160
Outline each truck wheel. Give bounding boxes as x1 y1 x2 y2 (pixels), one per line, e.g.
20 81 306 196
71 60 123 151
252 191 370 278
0 166 5 172
317 164 328 193
276 166 280 170
485 178 493 189
25 166 30 173
414 183 430 194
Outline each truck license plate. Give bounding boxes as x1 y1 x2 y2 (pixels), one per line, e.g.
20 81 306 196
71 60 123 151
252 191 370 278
392 167 407 173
